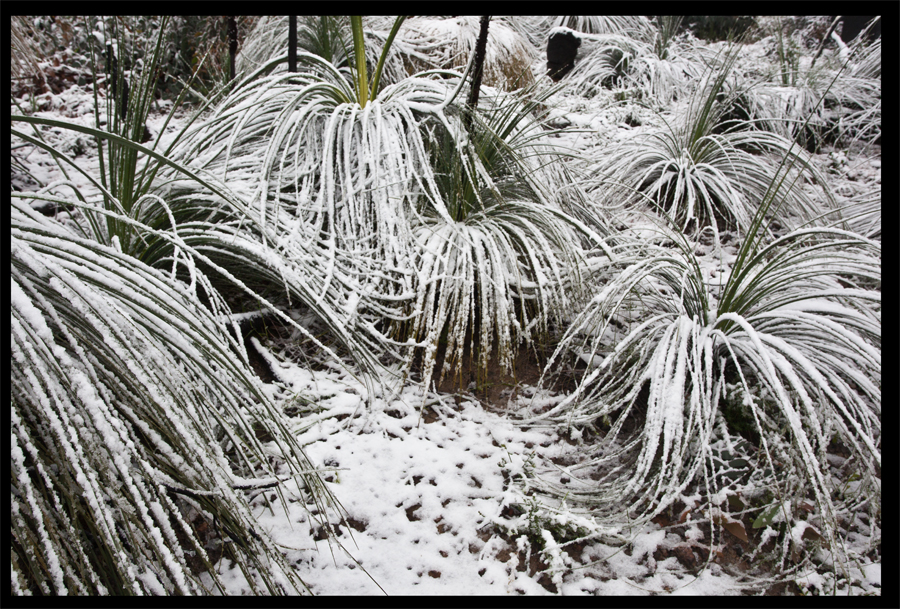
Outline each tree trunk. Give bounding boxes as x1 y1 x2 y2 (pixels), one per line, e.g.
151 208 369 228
465 16 491 130
288 15 297 73
228 16 238 82
106 44 128 120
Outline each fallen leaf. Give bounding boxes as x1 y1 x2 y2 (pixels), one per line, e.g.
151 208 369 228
721 519 748 543
752 504 780 529
801 524 830 548
651 514 670 527
713 512 748 542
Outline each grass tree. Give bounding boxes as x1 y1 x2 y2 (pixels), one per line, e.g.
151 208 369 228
405 83 613 388
526 152 880 578
590 45 836 234
9 15 390 594
11 198 344 594
562 19 709 104
157 16 455 384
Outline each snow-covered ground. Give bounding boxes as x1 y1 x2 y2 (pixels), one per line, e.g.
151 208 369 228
205 337 881 595
242 370 753 595
11 18 881 596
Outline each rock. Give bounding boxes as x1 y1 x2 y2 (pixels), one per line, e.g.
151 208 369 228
547 29 581 81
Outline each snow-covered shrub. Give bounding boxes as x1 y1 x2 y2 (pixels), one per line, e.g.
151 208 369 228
160 54 447 379
590 46 836 233
393 16 537 91
526 178 880 574
11 198 337 594
10 19 377 591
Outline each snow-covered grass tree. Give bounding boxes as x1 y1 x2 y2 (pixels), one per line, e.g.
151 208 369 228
526 154 880 578
11 199 344 594
164 16 433 332
9 16 376 595
590 45 836 234
404 83 613 388
561 17 710 105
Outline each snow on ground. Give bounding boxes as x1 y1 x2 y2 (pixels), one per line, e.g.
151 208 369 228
11 21 881 596
218 363 749 595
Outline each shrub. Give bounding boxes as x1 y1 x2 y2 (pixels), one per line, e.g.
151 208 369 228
11 198 337 594
591 46 836 233
526 170 880 577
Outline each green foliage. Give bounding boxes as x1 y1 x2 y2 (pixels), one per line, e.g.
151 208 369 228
349 15 407 106
296 16 352 68
652 16 683 61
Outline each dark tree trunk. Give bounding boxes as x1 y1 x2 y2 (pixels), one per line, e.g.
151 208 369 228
228 16 238 82
106 44 128 120
465 16 491 130
288 15 297 73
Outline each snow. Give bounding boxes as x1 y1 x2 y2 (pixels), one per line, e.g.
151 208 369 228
11 16 881 597
241 376 749 595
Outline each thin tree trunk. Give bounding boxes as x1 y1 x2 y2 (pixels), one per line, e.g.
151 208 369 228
288 16 297 73
228 16 237 82
106 44 128 120
465 16 491 130
810 16 842 72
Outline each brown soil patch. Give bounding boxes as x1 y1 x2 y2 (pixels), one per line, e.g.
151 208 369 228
422 335 550 410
